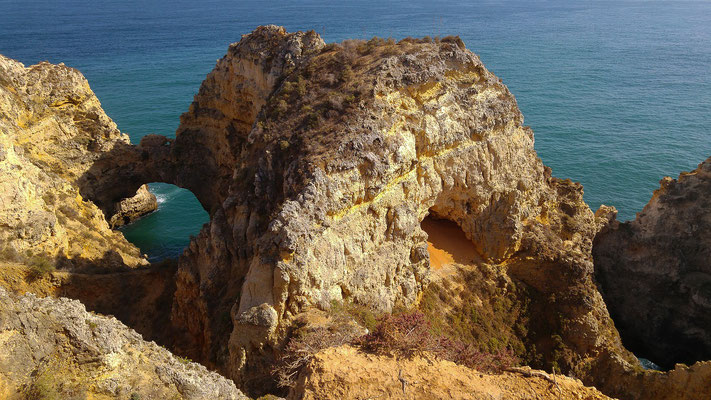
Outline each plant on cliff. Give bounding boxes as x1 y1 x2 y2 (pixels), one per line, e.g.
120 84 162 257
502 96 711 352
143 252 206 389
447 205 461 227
355 311 519 373
26 256 55 281
418 267 530 359
24 370 61 400
273 311 364 388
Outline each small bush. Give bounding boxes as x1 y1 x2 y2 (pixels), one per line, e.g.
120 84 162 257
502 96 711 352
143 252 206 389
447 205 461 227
296 76 307 96
273 311 363 388
341 66 354 83
355 311 435 357
329 300 378 331
355 311 518 373
27 256 55 280
85 319 98 331
177 355 192 364
25 371 60 400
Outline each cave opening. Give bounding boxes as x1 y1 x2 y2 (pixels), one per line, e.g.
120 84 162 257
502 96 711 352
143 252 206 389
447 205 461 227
420 214 480 271
119 183 208 262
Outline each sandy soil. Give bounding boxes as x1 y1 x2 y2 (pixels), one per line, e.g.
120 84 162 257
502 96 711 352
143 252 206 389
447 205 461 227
291 345 613 400
421 216 479 271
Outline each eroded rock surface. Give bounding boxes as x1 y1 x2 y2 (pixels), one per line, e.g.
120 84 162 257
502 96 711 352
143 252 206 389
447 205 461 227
4 26 708 400
594 157 711 368
0 287 246 400
109 184 157 228
156 26 634 393
0 55 154 268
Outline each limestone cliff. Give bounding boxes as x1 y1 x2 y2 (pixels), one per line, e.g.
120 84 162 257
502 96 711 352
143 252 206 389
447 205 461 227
142 26 634 392
0 286 246 400
4 26 709 400
0 55 154 268
289 346 612 400
594 157 711 368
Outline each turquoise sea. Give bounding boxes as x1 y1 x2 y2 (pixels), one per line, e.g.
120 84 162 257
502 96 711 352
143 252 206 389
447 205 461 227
2 0 709 261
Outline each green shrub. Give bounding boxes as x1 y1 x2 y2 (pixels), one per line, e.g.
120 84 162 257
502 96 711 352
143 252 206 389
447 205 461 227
85 319 98 331
25 371 60 400
355 311 518 373
329 300 378 331
27 256 55 280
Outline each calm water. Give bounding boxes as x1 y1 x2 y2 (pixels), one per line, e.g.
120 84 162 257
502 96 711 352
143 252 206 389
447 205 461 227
2 0 710 260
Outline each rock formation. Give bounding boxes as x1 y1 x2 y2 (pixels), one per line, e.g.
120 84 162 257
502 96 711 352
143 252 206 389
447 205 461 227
0 55 155 268
144 26 634 393
0 286 246 399
594 157 711 368
2 26 710 400
109 184 158 228
288 345 612 400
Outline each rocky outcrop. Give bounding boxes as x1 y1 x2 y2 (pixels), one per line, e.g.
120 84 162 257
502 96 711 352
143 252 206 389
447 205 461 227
594 157 711 368
0 55 155 268
591 353 711 400
0 287 246 400
155 26 634 393
109 184 157 228
288 345 612 400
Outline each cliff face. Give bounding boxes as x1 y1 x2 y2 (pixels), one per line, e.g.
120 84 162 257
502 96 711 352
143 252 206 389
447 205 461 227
0 287 246 400
4 26 710 400
594 157 711 368
0 55 155 268
159 26 632 391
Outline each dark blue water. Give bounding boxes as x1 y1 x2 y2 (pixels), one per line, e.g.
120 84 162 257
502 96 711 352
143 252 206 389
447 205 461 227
2 0 710 260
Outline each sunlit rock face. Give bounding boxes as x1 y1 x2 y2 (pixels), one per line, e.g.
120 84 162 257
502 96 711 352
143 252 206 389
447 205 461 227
0 287 247 400
164 26 631 392
0 55 153 268
594 156 711 368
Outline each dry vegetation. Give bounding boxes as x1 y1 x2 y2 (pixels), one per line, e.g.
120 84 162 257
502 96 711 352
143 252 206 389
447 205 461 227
274 296 519 389
418 265 534 363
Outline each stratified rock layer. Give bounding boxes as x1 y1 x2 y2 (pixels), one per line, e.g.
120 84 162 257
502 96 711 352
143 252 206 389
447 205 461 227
0 287 247 400
0 55 155 268
594 157 711 367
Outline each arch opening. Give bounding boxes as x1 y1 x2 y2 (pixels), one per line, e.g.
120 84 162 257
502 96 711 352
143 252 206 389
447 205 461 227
120 183 208 261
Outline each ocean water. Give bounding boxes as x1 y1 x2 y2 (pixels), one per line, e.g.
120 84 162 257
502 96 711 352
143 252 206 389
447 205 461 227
2 0 709 261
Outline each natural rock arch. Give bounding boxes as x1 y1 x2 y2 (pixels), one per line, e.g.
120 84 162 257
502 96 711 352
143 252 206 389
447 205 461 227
148 26 632 394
